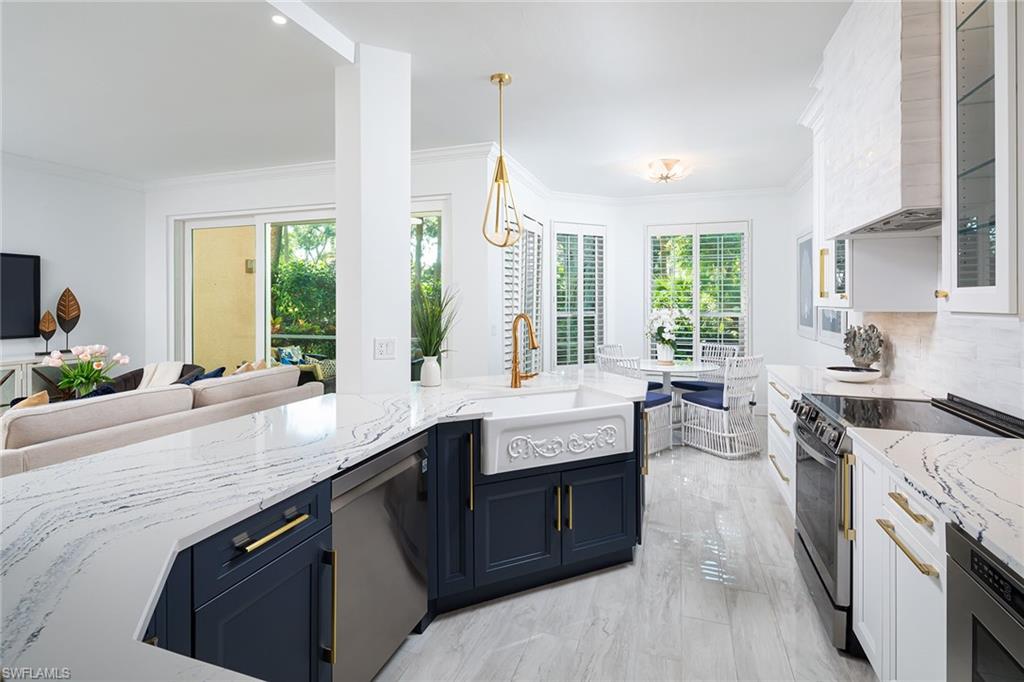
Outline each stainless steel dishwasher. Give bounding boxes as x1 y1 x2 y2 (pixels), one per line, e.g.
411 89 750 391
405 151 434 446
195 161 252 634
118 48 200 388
331 432 428 682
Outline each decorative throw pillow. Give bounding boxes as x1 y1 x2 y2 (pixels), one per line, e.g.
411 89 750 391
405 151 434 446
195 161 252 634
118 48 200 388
79 384 116 400
234 362 255 375
254 359 267 370
13 391 49 409
180 367 225 385
276 346 304 365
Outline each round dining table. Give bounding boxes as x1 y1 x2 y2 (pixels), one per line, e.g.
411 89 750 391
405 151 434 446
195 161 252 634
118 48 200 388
636 359 720 393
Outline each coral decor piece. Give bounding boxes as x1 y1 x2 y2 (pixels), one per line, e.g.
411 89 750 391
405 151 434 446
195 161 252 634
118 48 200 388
56 288 81 350
844 323 885 369
43 345 130 398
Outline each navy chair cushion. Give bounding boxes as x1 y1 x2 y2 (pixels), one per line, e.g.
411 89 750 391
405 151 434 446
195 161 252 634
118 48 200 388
671 380 724 392
681 389 727 410
644 391 672 409
647 381 664 391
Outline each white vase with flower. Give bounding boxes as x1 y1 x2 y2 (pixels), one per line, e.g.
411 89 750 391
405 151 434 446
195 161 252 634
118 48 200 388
646 310 682 366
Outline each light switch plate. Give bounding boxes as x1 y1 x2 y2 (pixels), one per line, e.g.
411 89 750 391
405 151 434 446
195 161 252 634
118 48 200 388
373 337 396 360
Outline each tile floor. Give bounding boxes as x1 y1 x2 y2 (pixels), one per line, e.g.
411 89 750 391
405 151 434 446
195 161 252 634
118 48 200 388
378 424 876 681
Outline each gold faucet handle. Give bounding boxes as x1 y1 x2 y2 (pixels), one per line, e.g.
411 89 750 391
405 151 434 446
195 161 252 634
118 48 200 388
520 371 538 381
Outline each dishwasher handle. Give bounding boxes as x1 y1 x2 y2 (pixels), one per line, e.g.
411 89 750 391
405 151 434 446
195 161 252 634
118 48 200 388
331 454 422 511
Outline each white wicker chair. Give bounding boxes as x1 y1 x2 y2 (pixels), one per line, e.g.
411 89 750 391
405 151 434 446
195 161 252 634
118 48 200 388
601 355 673 456
681 355 764 459
670 342 739 426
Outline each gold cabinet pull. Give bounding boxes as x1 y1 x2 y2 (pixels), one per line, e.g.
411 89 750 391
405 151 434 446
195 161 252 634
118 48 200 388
143 635 159 647
325 549 338 665
842 453 856 541
876 519 939 577
468 432 475 512
244 513 310 553
818 248 828 298
934 289 950 300
642 411 650 475
555 486 562 532
888 492 934 529
768 381 790 401
567 485 574 530
767 453 790 483
769 412 791 437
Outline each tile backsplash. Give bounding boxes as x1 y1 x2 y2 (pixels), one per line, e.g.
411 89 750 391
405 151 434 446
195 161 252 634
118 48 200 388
864 312 1024 418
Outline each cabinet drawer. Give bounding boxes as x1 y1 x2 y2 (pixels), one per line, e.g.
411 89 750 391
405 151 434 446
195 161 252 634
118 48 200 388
194 481 330 606
766 374 796 408
883 477 946 558
766 402 795 448
765 427 795 514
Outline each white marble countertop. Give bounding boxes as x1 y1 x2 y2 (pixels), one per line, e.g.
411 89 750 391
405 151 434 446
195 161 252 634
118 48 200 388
849 427 1024 576
0 369 646 680
766 364 932 401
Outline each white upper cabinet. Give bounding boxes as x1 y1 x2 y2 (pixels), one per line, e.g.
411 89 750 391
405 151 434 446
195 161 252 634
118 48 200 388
940 0 1019 314
821 1 943 240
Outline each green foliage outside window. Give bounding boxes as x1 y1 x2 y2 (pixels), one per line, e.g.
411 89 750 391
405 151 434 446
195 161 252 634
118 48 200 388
269 222 337 357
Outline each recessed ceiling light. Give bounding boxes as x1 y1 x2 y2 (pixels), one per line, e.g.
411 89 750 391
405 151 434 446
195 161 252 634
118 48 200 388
271 14 288 25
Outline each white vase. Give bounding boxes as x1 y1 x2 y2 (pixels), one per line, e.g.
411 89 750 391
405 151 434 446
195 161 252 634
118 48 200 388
656 343 674 365
420 356 442 387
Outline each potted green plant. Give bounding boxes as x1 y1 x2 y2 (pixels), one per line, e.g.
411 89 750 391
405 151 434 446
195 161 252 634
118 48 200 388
412 287 457 387
42 344 130 397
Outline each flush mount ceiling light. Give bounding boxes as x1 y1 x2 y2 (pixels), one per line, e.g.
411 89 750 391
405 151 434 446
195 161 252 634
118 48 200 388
481 72 522 249
271 14 288 25
648 158 689 183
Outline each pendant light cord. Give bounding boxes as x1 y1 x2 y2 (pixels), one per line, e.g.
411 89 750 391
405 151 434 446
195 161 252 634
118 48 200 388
498 81 504 156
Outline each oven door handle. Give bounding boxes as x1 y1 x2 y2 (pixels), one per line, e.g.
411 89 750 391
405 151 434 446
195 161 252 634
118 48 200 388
795 430 838 468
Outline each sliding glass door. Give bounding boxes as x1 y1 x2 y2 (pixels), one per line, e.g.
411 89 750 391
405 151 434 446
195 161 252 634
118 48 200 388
268 220 336 359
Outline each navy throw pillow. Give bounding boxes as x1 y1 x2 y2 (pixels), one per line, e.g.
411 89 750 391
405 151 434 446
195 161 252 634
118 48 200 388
79 384 116 400
180 366 226 385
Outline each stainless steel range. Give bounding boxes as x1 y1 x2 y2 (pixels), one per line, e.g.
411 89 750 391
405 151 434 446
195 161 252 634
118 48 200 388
788 392 1023 654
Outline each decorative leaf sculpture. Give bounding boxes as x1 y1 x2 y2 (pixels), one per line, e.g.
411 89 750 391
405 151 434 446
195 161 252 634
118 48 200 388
56 288 81 334
38 310 56 340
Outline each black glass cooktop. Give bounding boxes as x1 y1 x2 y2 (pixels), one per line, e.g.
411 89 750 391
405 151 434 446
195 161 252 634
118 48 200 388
806 393 1010 437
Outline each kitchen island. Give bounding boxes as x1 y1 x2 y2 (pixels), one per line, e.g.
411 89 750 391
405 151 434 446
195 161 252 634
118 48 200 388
0 370 646 681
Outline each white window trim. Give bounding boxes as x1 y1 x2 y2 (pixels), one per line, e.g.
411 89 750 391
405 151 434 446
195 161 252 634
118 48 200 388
643 220 753 359
550 222 607 368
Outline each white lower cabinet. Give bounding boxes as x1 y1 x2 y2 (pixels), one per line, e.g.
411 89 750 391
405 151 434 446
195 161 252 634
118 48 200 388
852 439 947 681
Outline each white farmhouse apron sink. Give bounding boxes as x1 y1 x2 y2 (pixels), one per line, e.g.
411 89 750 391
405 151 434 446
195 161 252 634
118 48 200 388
475 388 634 475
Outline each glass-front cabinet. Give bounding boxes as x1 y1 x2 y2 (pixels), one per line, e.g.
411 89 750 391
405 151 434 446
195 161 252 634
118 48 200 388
942 0 1018 313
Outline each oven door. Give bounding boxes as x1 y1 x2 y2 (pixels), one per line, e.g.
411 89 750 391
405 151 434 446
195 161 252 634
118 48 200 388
948 557 1024 681
794 424 851 607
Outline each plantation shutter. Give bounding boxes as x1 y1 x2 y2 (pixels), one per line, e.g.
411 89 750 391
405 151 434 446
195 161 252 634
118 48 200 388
647 222 750 361
503 217 544 372
554 225 605 366
697 229 749 356
648 231 696 361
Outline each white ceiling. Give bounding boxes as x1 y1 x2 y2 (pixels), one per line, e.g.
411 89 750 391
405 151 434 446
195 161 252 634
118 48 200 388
2 1 344 182
3 2 848 194
314 1 849 197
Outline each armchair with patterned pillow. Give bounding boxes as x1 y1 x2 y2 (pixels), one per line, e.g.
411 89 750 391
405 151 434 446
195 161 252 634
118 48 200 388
272 346 336 394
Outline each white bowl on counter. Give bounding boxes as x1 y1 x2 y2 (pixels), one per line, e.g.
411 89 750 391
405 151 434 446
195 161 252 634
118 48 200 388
826 366 882 383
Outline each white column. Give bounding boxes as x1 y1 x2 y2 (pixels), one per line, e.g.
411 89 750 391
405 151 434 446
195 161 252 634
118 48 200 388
335 45 411 393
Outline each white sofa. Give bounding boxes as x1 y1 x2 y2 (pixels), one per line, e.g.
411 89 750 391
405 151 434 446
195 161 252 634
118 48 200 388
0 366 323 477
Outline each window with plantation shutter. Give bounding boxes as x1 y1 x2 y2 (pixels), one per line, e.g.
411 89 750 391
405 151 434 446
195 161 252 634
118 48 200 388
647 222 750 361
554 224 605 367
503 216 543 373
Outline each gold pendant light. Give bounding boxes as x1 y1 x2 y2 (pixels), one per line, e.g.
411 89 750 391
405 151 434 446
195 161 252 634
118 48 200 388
482 72 522 248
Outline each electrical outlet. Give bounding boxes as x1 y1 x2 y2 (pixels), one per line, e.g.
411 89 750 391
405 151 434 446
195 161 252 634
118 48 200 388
373 337 396 360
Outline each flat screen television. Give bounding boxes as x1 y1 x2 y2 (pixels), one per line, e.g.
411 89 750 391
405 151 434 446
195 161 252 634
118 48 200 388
1 253 42 339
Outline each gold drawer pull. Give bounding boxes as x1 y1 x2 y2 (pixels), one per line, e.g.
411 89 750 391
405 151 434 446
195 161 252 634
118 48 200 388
769 412 791 437
934 289 950 300
842 453 856 541
767 453 790 483
819 248 828 298
876 519 939 577
642 411 650 475
244 513 310 553
468 432 475 512
769 381 790 400
888 492 934 529
143 635 159 647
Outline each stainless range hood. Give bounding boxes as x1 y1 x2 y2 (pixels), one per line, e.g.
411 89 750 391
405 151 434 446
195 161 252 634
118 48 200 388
847 207 943 236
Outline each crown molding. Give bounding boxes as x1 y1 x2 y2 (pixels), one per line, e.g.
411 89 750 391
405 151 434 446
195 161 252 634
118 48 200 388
411 142 495 165
2 152 144 191
145 160 334 192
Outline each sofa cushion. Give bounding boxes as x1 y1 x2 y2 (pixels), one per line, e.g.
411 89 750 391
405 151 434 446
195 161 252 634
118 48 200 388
0 384 194 450
190 365 300 408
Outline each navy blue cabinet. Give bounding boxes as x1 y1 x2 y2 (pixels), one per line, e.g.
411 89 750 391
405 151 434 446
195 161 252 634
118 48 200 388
434 420 477 597
474 471 563 586
194 527 333 682
143 548 192 656
561 460 636 565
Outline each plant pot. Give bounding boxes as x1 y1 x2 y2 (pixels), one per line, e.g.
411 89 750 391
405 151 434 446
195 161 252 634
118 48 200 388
656 343 675 366
420 356 442 387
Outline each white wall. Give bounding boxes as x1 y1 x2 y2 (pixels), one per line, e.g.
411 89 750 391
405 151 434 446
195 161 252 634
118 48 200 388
1 154 146 367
